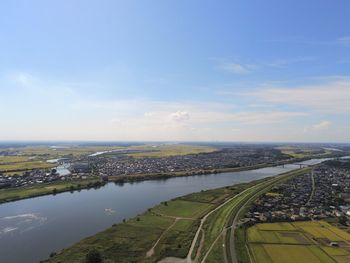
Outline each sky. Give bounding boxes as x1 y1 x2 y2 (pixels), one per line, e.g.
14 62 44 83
1 0 350 142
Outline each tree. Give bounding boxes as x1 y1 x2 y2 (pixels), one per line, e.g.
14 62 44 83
85 248 103 263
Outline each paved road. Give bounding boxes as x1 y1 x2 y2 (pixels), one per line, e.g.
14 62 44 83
306 168 315 205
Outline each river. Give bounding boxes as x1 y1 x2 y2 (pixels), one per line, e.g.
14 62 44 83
0 157 342 262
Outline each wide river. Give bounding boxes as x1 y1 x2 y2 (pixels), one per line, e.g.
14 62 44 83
0 157 343 262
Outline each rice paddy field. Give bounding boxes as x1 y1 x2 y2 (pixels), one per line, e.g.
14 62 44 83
247 221 350 263
276 146 332 159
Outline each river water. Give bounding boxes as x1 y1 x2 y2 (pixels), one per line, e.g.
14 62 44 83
0 157 341 262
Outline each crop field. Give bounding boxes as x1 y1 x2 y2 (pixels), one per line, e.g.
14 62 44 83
0 156 31 164
256 222 297 231
127 144 217 158
295 221 350 242
17 145 124 157
248 221 350 263
248 228 311 244
0 160 55 172
276 146 331 159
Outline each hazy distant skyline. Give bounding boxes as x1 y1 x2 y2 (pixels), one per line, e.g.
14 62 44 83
1 0 350 142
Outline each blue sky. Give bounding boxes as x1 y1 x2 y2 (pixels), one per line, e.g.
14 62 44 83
1 0 350 142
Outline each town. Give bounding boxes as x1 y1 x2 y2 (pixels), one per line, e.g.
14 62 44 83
246 159 350 225
0 146 291 188
91 146 289 177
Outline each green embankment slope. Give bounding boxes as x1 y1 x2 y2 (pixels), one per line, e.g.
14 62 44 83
47 168 309 263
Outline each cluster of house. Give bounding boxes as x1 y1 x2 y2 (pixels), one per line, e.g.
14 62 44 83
92 147 288 177
0 169 64 188
245 160 350 225
0 162 92 188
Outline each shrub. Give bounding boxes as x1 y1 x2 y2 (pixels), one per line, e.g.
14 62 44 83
85 248 103 263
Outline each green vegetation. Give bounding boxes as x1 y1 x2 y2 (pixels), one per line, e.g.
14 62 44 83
247 221 350 263
276 146 331 159
46 182 246 263
127 144 217 158
152 199 212 218
46 168 309 263
0 160 55 172
235 227 251 263
0 178 103 203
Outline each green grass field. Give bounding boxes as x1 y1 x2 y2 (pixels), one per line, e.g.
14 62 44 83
0 160 55 172
276 146 331 159
248 221 350 263
152 199 212 218
0 178 102 203
127 144 217 158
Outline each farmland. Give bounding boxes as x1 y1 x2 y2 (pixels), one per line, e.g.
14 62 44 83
127 144 217 158
276 146 332 159
247 221 350 263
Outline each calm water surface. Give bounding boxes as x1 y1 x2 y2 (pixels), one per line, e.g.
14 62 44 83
0 158 339 262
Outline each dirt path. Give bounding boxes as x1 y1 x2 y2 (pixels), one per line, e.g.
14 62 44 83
153 212 195 221
194 229 205 262
201 227 226 262
147 214 195 259
186 193 246 263
201 187 255 263
146 218 179 258
158 193 241 263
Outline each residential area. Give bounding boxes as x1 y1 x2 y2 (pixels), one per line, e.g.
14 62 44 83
91 147 290 177
246 159 350 225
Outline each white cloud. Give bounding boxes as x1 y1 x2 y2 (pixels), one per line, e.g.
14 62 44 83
267 57 314 68
337 36 350 47
303 120 331 134
312 120 331 130
253 78 350 113
220 63 252 74
170 111 190 122
12 72 36 87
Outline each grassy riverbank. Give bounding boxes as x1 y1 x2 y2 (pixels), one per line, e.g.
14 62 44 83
0 147 343 204
46 168 310 263
0 158 295 204
0 153 326 204
0 178 103 203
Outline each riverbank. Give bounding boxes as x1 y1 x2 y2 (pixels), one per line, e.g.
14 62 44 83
0 154 340 204
106 152 345 183
46 168 310 263
0 177 104 204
